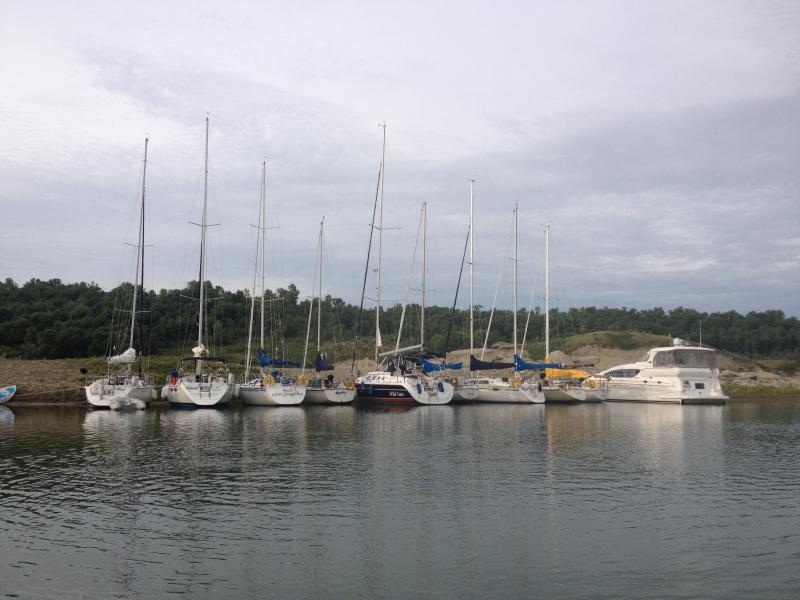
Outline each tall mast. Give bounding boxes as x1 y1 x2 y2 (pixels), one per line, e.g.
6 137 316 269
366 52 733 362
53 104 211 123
317 218 324 351
244 161 265 380
129 137 148 350
260 161 267 371
421 201 427 348
196 118 209 375
469 178 474 358
513 203 518 361
545 224 550 361
375 122 386 367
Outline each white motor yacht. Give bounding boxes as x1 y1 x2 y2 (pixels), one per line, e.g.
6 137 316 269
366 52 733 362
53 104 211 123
601 339 728 404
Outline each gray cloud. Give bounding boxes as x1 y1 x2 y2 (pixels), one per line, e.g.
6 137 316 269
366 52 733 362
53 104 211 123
1 0 798 317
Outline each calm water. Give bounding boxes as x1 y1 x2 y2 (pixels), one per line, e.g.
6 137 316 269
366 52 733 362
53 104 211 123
1 400 799 599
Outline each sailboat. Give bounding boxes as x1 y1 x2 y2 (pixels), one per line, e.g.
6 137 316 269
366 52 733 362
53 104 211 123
470 205 546 403
162 118 233 408
354 133 453 406
301 219 356 404
238 160 306 406
451 178 479 402
537 225 603 403
85 137 157 410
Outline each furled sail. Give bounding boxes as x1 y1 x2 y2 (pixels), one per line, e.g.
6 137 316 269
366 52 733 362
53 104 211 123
107 347 136 364
192 344 208 358
469 355 514 371
420 358 463 374
514 354 561 371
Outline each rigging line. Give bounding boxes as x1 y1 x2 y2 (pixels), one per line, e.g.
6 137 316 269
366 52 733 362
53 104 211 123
350 163 383 374
395 204 423 352
445 225 470 354
521 234 545 352
481 215 514 359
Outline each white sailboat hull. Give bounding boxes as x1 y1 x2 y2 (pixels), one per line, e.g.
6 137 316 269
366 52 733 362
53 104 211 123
474 382 545 403
543 386 602 403
452 384 479 402
85 379 156 409
163 379 232 407
304 386 355 404
240 383 306 406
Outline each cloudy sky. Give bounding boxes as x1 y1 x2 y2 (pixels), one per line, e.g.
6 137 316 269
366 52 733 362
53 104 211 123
1 0 798 315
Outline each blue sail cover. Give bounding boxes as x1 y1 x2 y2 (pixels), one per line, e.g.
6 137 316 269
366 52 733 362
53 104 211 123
514 354 561 371
259 350 300 368
420 358 463 374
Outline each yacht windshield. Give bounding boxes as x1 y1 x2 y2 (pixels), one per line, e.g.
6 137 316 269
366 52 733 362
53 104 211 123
608 369 639 378
652 349 716 368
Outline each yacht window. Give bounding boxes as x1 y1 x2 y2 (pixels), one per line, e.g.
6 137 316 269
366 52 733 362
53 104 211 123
653 350 716 368
609 369 639 378
638 352 650 363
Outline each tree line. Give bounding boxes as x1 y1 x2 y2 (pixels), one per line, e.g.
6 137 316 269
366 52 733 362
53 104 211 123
0 277 798 361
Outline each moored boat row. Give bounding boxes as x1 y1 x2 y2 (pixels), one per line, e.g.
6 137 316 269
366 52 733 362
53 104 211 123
78 119 727 410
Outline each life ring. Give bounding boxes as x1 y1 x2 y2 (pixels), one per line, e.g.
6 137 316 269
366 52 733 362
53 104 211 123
298 374 309 386
587 378 597 389
511 377 522 388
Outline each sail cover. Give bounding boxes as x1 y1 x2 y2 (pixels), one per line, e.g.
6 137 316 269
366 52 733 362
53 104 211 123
107 347 136 364
259 349 299 368
314 352 335 372
420 358 463 374
514 354 562 371
469 355 515 371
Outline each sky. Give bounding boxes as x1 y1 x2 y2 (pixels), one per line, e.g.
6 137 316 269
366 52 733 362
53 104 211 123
1 0 798 315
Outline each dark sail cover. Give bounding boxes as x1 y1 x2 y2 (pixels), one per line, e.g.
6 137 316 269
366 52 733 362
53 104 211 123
514 354 562 371
314 352 335 372
470 355 515 371
420 358 463 374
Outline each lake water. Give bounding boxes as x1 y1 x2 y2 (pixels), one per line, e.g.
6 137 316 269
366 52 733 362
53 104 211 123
1 400 799 599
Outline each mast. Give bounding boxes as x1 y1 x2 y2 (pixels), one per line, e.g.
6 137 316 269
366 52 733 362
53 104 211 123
318 218 323 352
421 202 427 348
260 161 267 374
129 137 148 351
196 118 209 376
244 161 266 381
513 203 518 362
469 178 474 359
375 122 386 367
545 224 550 361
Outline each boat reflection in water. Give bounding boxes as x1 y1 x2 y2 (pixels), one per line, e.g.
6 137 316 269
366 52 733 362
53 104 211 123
0 406 14 431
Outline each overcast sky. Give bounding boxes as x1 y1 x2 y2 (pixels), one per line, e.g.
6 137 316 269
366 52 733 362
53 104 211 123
1 0 798 315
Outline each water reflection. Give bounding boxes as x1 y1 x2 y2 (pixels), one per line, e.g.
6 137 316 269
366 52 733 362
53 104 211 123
0 401 798 599
0 406 13 431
